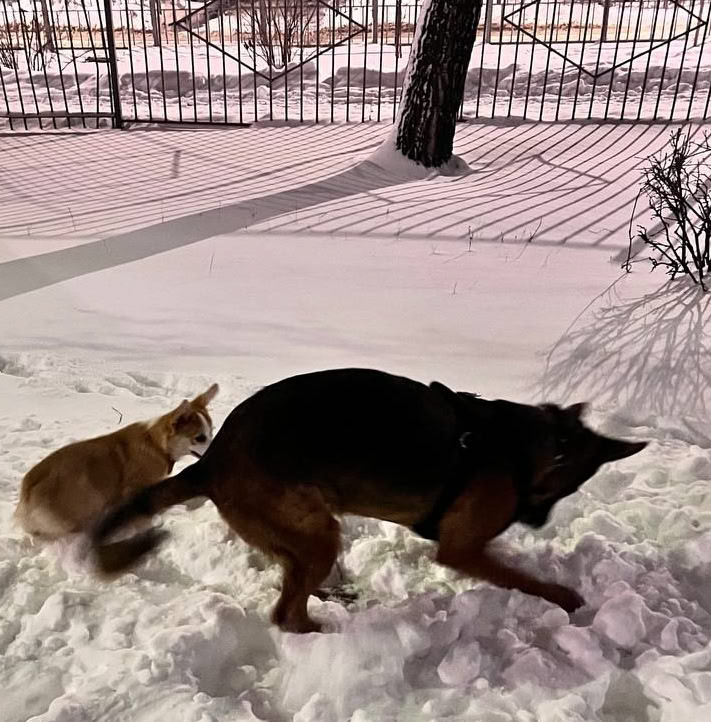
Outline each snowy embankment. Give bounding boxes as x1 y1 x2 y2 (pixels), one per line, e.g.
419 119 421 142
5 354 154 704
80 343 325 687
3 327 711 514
2 216 711 720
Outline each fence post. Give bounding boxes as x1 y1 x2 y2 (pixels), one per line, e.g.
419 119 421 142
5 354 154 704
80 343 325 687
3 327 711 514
372 0 379 43
102 0 123 128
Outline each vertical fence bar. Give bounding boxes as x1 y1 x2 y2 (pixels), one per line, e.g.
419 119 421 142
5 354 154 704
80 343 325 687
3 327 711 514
235 0 244 124
703 15 711 117
687 0 711 119
124 0 139 121
393 0 401 122
376 0 385 121
554 0 577 120
219 0 227 123
636 0 664 119
315 0 321 122
187 3 198 121
507 0 526 118
538 0 559 120
523 0 542 119
361 0 370 121
619 0 645 120
22 8 45 129
103 0 123 127
330 4 336 123
475 0 488 117
0 6 14 129
346 0 353 121
78 0 102 127
60 0 86 128
20 6 51 130
138 0 153 120
669 0 697 120
586 0 608 119
266 0 273 120
283 3 289 123
205 2 214 123
249 0 257 121
602 0 627 119
155 1 168 120
299 0 304 122
2 2 28 129
571 0 595 121
47 3 71 126
491 1 505 117
171 0 183 122
93 0 111 127
652 1 680 119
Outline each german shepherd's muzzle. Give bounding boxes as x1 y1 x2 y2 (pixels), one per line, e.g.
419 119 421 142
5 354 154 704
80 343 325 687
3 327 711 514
92 368 647 633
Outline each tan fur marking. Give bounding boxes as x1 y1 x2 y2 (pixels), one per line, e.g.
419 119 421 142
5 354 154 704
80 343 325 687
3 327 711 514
436 474 583 611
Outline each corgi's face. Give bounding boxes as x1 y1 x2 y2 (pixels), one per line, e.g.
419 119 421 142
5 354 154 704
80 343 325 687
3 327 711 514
166 383 219 461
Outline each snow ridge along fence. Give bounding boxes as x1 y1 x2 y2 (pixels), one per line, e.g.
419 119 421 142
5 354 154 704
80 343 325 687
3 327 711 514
1 0 710 129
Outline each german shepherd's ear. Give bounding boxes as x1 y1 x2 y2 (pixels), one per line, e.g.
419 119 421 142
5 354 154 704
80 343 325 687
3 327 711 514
565 402 588 419
192 383 219 408
429 380 458 403
599 438 647 464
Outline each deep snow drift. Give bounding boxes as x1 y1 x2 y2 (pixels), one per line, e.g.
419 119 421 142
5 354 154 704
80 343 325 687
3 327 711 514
2 128 711 720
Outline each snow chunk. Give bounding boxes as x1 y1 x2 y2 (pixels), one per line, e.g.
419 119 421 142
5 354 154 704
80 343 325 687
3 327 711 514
437 640 481 686
592 592 648 649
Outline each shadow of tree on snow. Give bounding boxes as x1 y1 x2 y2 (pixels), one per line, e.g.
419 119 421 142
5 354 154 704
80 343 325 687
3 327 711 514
539 279 711 420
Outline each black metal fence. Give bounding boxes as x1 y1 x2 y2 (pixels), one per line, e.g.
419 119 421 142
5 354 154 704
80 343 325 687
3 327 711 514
1 0 709 129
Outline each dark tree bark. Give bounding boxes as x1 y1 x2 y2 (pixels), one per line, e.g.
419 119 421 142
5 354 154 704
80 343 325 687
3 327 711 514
39 0 54 52
395 0 483 168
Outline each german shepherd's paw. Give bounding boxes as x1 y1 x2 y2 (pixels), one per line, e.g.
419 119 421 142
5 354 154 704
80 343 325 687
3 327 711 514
541 583 585 613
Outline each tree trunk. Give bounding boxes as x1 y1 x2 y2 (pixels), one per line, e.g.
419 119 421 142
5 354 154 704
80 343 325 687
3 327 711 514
149 0 162 47
39 0 54 52
394 0 482 168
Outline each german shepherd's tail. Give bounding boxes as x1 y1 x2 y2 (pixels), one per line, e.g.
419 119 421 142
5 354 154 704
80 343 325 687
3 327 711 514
92 462 207 577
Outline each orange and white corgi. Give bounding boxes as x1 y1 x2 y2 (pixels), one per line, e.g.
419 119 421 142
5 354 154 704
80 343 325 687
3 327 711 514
15 383 218 538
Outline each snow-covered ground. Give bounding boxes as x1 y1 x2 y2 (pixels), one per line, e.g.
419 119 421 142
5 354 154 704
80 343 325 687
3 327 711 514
2 121 711 720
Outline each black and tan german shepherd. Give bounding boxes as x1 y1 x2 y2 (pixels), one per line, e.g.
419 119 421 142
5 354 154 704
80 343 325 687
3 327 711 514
91 368 646 632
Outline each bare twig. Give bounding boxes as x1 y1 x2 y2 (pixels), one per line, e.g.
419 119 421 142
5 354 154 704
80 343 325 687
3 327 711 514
626 128 711 291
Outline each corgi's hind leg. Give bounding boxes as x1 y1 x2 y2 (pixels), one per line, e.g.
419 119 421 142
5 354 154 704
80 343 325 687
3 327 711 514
218 485 340 633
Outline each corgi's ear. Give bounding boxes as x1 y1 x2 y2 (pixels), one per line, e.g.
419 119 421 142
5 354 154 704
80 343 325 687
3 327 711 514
170 399 193 428
192 383 219 408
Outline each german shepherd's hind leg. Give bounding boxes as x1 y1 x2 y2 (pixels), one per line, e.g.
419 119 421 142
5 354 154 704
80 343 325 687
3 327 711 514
435 476 585 613
271 534 339 633
218 485 340 633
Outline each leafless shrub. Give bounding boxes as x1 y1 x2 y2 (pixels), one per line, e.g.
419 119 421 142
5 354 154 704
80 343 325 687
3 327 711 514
625 128 711 291
0 8 51 72
241 0 321 69
0 27 18 69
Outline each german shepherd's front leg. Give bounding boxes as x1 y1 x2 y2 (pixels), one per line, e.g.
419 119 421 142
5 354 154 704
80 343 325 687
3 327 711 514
435 475 584 613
